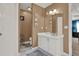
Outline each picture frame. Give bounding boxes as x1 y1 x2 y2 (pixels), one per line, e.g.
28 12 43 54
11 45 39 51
20 16 24 21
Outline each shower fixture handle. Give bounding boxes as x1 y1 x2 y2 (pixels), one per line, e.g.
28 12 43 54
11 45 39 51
0 33 2 36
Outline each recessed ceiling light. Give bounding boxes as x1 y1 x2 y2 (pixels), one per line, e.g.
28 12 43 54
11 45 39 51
27 7 31 11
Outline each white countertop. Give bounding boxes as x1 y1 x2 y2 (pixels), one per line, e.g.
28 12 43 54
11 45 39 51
38 32 64 39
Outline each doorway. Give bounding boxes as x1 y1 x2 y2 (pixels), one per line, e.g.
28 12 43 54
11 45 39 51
19 3 32 54
71 3 79 56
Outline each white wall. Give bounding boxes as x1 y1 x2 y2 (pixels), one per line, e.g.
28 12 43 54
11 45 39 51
0 3 19 56
19 3 31 10
72 13 79 20
72 3 79 20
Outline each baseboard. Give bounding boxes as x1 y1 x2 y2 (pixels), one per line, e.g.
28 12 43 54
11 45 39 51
63 52 69 56
32 47 38 49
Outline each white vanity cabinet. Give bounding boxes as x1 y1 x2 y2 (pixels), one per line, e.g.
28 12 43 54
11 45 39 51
38 33 63 56
49 38 63 55
38 35 49 52
49 38 57 55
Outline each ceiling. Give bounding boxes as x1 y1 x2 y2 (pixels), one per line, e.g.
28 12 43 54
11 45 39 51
35 3 52 8
19 3 52 10
71 3 79 15
19 3 32 10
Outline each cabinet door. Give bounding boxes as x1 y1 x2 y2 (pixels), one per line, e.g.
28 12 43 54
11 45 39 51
38 36 42 48
49 38 56 55
38 36 49 52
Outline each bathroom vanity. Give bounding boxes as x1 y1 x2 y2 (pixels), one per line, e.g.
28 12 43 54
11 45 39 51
38 32 64 56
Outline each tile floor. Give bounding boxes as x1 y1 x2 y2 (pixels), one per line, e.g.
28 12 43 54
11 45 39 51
19 46 52 56
72 38 79 56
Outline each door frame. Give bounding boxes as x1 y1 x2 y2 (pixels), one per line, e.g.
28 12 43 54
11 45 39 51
68 3 72 56
18 4 33 54
17 3 73 56
18 3 20 54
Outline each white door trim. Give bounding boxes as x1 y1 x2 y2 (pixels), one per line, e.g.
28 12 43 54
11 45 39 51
68 3 72 56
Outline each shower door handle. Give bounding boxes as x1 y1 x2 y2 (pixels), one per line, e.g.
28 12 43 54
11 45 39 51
0 33 2 36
